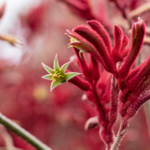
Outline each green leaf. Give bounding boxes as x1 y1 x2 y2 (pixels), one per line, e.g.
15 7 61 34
65 72 81 81
60 61 70 74
54 54 60 71
42 63 55 74
42 74 53 80
50 80 63 91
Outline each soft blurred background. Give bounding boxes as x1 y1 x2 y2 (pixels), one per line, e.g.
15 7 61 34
0 0 150 150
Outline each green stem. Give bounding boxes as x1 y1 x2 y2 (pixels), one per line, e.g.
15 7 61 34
110 123 128 150
0 113 52 150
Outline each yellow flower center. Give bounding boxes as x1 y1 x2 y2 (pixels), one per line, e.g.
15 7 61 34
70 38 77 43
51 72 66 82
51 73 59 81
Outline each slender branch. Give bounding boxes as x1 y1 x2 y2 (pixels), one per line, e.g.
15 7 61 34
110 123 128 150
0 113 52 150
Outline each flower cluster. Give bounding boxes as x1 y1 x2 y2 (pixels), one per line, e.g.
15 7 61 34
42 17 150 150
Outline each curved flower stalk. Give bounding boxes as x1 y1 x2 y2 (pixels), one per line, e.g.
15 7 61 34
42 54 81 91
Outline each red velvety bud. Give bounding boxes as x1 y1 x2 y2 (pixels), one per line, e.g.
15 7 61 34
133 73 150 96
120 35 129 52
120 36 129 59
119 18 145 79
123 90 150 122
87 20 111 53
112 25 123 62
120 48 129 59
120 94 137 117
89 54 101 84
67 30 109 70
125 63 142 82
73 25 116 74
126 55 150 91
119 62 143 91
73 48 92 81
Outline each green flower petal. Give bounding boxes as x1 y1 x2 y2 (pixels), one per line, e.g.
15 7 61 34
50 80 63 91
42 63 55 74
42 74 53 80
65 72 81 81
60 61 70 74
54 54 60 71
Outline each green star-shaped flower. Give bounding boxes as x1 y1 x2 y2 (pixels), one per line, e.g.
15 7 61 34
42 54 81 91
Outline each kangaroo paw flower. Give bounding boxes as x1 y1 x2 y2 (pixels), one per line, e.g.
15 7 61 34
42 54 81 91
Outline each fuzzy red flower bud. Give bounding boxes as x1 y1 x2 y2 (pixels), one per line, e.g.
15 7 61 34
87 20 111 53
73 48 92 81
112 25 123 62
119 18 145 79
126 55 150 91
89 54 101 84
120 35 129 52
73 24 116 73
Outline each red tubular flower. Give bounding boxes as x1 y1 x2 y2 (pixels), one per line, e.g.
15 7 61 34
67 20 118 75
120 35 129 53
89 54 101 85
64 18 149 149
73 48 92 81
112 25 123 63
73 25 115 72
122 90 150 126
119 18 145 79
66 30 102 59
120 55 150 116
87 20 112 53
126 55 150 91
68 73 91 91
125 62 142 83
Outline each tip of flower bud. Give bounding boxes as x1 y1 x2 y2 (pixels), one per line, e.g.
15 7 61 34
68 45 73 48
138 17 142 22
41 75 45 79
55 53 58 58
66 29 71 33
41 62 45 66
